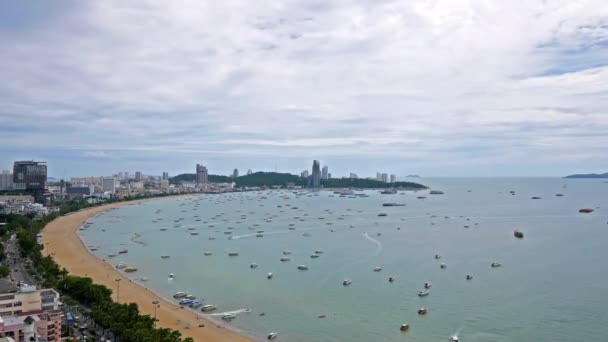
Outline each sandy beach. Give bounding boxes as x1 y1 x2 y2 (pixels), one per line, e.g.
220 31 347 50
42 198 252 342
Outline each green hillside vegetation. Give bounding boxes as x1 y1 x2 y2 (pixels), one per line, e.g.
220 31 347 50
321 178 427 189
169 173 231 184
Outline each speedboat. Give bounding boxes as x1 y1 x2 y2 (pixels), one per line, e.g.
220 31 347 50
267 332 278 340
377 213 388 217
466 274 473 280
513 230 524 238
424 282 432 289
297 265 309 270
451 335 459 342
418 290 430 297
280 257 291 262
116 262 127 269
185 294 196 300
221 313 236 321
373 266 382 272
190 301 203 308
435 254 441 259
491 262 502 268
201 304 216 312
440 263 447 269
267 272 273 279
161 255 170 259
228 252 239 256
139 277 150 282
343 279 352 286
310 254 320 258
250 263 258 269
179 299 193 305
173 292 187 298
203 252 212 256
168 273 175 279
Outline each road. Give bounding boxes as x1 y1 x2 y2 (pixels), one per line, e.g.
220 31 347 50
3 234 38 287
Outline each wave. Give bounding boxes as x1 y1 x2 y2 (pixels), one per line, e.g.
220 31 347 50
362 232 383 256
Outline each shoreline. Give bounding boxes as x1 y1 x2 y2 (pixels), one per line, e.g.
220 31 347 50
42 196 253 342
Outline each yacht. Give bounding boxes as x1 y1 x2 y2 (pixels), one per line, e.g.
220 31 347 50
267 332 278 340
373 266 382 272
201 304 216 312
297 265 309 270
418 290 430 297
491 262 502 268
173 292 187 298
343 279 352 286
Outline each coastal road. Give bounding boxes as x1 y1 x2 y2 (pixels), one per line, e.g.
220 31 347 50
4 234 37 287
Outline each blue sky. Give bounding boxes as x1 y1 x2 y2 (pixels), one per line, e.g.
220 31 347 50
1 0 608 178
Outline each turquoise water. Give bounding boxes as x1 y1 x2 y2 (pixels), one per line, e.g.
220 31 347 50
80 178 608 341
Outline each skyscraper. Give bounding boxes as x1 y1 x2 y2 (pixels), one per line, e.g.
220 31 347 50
124 171 130 180
0 170 13 191
247 169 253 175
13 161 47 191
301 170 309 178
381 173 388 183
135 171 142 181
321 166 329 180
102 177 119 193
311 160 321 187
390 174 396 183
162 172 169 180
376 173 382 181
233 169 239 178
196 164 208 184
349 173 358 179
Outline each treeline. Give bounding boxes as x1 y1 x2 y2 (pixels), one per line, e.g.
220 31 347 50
10 198 194 342
321 178 427 189
169 174 232 184
171 172 306 187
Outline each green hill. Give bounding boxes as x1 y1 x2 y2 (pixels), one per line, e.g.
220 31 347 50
169 173 232 184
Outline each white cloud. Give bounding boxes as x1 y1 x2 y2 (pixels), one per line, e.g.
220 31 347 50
82 151 112 159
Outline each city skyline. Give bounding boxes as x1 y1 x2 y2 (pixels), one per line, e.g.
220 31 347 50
1 1 608 177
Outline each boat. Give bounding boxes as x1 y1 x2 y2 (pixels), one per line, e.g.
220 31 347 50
382 203 405 207
315 250 323 254
116 262 127 269
250 263 258 269
221 313 236 321
556 193 564 197
429 190 444 195
267 332 278 340
418 308 428 315
190 301 203 308
204 252 212 256
418 290 430 297
377 213 388 217
491 262 502 268
124 267 138 273
118 249 128 254
267 272 273 279
168 273 175 279
452 335 459 342
579 208 594 213
424 282 432 289
531 196 541 199
435 254 441 259
140 277 150 282
107 254 117 258
302 233 311 237
440 263 447 269
373 266 382 272
310 254 320 258
297 265 309 270
282 251 292 255
256 234 264 238
173 292 187 298
389 277 395 282
280 257 291 262
466 274 473 280
161 255 170 259
190 232 199 235
201 304 216 312
228 252 239 256
185 294 196 300
513 230 524 238
380 189 397 194
343 279 352 286
400 323 410 331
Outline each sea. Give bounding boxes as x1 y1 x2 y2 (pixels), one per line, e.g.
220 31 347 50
79 178 608 342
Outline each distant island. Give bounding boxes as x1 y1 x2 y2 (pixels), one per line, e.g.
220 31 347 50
564 172 608 179
171 172 427 189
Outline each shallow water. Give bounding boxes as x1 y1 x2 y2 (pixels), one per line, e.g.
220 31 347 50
80 178 608 341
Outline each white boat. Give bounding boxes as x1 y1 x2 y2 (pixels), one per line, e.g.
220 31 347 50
373 266 382 272
201 304 216 312
185 294 196 300
451 335 459 342
173 292 187 298
139 277 150 282
424 282 432 289
267 272 273 279
491 262 502 268
418 290 430 297
343 279 352 286
169 273 175 279
250 263 258 269
297 265 309 270
267 332 278 340
116 262 127 269
221 313 236 321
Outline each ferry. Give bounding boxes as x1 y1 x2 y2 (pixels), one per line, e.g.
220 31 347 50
201 304 216 312
173 292 187 298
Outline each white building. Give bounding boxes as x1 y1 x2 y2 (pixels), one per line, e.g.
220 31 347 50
390 174 396 183
0 171 12 191
102 178 119 193
381 173 388 183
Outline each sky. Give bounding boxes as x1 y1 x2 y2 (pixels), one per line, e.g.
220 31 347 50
1 0 607 178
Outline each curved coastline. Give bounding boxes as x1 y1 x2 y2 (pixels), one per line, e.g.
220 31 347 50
42 197 252 342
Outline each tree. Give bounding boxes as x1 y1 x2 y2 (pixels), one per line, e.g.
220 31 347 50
0 265 9 278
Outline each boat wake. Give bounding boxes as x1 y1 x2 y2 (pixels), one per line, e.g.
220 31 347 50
231 227 323 240
208 308 251 316
362 232 383 256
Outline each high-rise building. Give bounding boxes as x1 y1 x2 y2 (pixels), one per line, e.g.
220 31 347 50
102 177 119 193
311 160 321 187
376 173 382 181
124 171 130 180
247 169 253 175
0 170 13 191
390 174 396 183
135 171 142 181
118 172 124 180
196 164 208 184
327 173 332 179
13 161 47 191
162 172 169 180
321 166 329 180
349 173 358 179
233 168 239 178
381 173 388 183
301 170 309 178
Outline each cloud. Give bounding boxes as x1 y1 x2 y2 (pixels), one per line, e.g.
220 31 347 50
0 0 607 176
82 151 112 159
